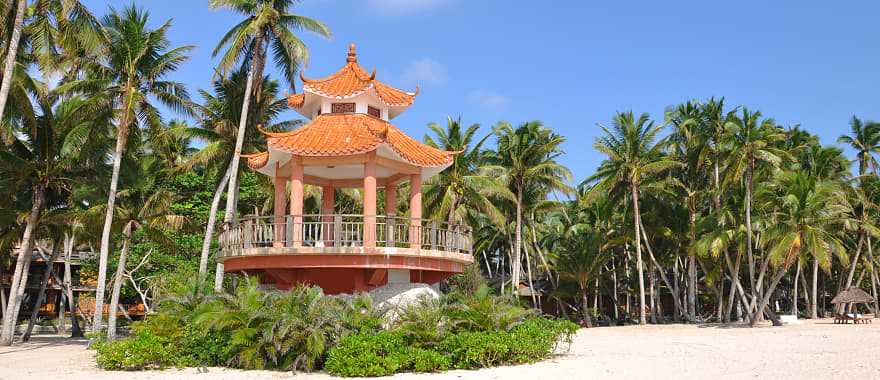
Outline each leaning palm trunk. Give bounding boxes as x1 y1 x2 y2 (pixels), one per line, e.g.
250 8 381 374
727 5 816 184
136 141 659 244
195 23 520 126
866 236 879 314
631 184 647 325
0 0 26 121
198 163 233 283
107 224 133 341
511 187 523 293
638 216 686 318
217 38 262 292
63 235 83 337
744 169 757 302
94 112 133 331
811 259 819 318
749 265 790 327
791 259 801 316
841 233 865 311
0 184 46 346
687 207 697 321
23 245 62 342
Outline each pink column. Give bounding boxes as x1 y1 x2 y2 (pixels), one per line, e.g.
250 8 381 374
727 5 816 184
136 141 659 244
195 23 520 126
290 157 304 247
273 163 287 247
363 152 377 248
322 185 334 246
409 171 422 249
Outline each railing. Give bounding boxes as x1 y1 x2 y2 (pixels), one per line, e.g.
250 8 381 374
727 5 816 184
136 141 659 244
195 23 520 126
218 214 472 258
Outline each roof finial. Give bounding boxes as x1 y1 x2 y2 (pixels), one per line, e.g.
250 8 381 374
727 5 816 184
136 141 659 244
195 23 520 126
347 43 357 63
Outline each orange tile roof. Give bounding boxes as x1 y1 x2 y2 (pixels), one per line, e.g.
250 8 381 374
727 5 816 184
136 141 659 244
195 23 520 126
254 113 454 168
296 44 416 107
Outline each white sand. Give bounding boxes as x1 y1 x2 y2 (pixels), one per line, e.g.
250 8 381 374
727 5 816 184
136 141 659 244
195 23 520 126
1 319 878 380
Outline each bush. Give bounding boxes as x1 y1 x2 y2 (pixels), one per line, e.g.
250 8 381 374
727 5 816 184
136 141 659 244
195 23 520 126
95 331 178 370
440 317 578 370
409 347 450 372
179 323 233 367
324 331 410 377
93 278 576 376
326 317 576 376
324 332 450 376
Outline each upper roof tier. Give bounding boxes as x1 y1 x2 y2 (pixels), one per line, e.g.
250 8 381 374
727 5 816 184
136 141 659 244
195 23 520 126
288 44 418 119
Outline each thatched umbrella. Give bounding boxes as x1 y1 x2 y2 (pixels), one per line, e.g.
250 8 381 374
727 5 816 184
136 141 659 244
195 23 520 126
831 287 876 318
831 287 874 305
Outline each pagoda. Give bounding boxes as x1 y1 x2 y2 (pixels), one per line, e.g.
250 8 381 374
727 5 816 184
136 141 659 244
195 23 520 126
217 44 473 294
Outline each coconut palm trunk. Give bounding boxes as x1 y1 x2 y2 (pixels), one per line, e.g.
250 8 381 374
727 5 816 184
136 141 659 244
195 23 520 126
838 233 865 314
866 236 879 314
216 36 263 293
198 163 233 282
638 216 686 317
512 186 523 294
631 184 647 325
687 207 697 321
0 0 26 121
749 265 790 327
792 259 801 316
811 259 819 318
94 108 134 331
63 234 82 337
744 168 757 300
107 224 133 341
0 184 46 346
22 245 62 342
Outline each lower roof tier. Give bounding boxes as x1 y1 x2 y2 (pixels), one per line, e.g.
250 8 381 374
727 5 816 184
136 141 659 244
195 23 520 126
246 113 457 182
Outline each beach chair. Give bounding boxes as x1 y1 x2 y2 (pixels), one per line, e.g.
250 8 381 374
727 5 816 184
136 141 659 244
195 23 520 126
834 313 855 324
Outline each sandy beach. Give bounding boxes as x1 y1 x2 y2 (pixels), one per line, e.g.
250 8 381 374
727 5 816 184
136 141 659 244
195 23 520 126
1 319 877 380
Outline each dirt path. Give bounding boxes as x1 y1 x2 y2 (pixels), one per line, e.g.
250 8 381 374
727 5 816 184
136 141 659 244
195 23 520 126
1 319 878 379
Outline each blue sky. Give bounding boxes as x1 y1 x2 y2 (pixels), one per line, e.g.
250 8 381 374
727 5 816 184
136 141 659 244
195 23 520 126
80 0 880 182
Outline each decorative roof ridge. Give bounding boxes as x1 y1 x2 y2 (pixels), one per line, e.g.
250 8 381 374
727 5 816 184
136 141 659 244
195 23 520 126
240 151 268 158
297 44 417 105
256 124 302 138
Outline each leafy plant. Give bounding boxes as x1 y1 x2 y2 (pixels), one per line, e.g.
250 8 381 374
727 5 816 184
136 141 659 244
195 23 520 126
444 284 535 332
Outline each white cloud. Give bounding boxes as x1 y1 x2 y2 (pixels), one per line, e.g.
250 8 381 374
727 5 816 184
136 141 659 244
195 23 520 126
368 0 448 14
399 58 448 88
467 90 510 111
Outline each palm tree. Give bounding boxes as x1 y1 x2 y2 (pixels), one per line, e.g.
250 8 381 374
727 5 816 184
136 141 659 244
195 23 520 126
548 210 609 326
101 155 186 340
210 0 329 291
838 116 880 178
585 111 678 324
484 121 572 294
724 108 786 309
0 0 27 123
209 0 329 221
748 171 851 325
0 93 105 345
177 69 294 283
422 116 511 225
837 116 880 300
60 6 194 331
668 101 709 322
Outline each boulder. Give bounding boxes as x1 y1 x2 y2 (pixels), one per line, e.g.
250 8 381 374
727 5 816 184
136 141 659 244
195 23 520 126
369 283 440 323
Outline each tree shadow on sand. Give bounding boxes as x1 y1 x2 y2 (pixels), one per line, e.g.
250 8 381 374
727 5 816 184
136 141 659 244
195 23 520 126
0 336 88 355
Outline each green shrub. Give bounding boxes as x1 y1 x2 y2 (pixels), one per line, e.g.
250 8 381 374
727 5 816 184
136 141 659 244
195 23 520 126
439 331 510 369
179 323 233 367
95 331 178 370
409 347 449 372
324 331 410 377
324 331 451 376
439 317 578 369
